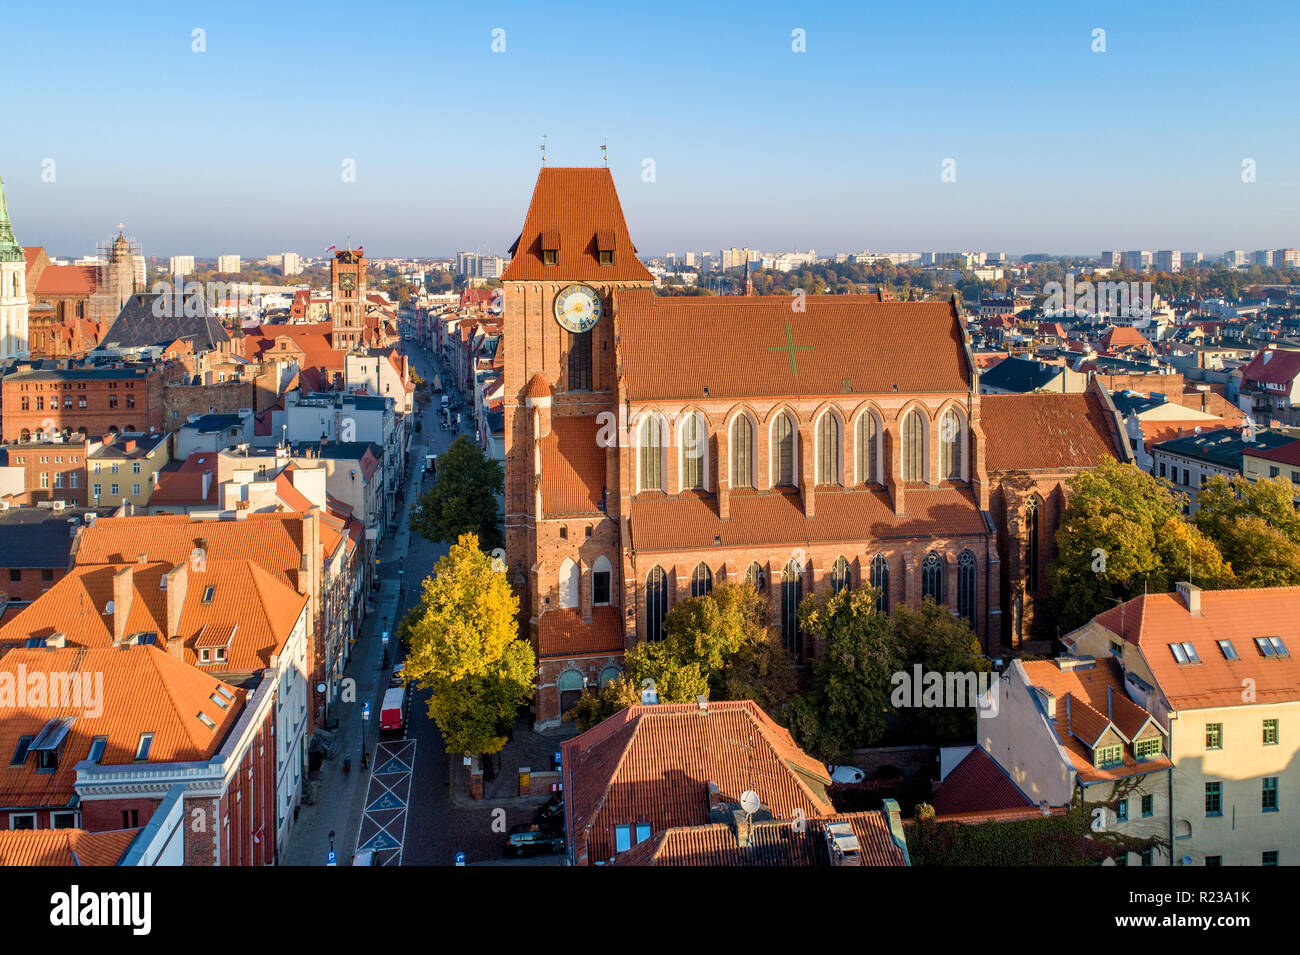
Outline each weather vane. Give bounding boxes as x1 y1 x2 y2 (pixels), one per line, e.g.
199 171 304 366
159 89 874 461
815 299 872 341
540 134 547 164
601 136 608 164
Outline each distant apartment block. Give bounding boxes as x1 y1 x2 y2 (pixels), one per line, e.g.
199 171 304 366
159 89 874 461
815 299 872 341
282 252 302 276
169 255 195 277
217 254 241 274
1100 250 1122 267
1154 250 1182 273
1123 250 1152 271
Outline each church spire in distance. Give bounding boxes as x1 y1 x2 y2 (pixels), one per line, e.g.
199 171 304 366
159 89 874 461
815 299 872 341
0 174 23 262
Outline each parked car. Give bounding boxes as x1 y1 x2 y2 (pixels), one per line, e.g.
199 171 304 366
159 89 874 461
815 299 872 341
536 793 564 832
827 764 866 784
389 662 406 688
505 824 564 858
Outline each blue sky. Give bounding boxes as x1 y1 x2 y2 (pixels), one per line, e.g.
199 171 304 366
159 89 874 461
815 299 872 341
3 0 1298 258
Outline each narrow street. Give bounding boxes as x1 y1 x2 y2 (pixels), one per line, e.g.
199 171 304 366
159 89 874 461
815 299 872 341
285 335 541 866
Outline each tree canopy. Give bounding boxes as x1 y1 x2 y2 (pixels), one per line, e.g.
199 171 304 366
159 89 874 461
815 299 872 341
410 435 504 552
403 533 534 756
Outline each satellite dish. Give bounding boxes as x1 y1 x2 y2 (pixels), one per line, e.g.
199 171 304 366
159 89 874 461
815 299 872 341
1193 426 1202 435
104 600 114 615
1182 855 1193 866
739 790 761 815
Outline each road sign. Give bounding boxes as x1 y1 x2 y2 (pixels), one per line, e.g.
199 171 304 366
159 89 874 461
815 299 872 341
362 702 370 721
382 631 389 646
326 851 337 866
455 852 465 867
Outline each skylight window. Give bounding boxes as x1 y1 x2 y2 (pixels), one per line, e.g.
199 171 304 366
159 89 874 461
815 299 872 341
196 712 216 730
88 737 107 764
202 585 215 604
215 686 234 701
135 732 154 761
1169 642 1200 664
1217 640 1239 661
210 692 229 710
1255 636 1290 658
10 736 34 767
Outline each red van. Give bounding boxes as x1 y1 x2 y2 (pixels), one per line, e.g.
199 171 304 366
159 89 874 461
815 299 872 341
379 686 407 735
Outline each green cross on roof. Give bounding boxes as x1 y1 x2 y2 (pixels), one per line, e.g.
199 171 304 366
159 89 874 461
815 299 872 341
768 322 814 375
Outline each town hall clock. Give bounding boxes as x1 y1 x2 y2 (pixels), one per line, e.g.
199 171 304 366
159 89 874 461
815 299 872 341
553 284 601 333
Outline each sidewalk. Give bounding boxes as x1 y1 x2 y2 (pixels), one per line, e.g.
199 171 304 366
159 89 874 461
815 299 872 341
448 718 578 810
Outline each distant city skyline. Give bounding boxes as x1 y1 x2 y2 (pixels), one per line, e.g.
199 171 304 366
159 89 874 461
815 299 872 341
4 0 1299 256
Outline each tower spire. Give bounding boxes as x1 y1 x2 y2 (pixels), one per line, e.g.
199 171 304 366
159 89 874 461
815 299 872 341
0 174 23 262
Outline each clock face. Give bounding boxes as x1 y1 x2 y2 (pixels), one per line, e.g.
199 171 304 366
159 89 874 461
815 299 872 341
554 284 601 333
339 273 356 291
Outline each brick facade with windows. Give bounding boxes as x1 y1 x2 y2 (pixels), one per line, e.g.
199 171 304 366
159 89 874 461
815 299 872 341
2 364 164 442
0 437 89 505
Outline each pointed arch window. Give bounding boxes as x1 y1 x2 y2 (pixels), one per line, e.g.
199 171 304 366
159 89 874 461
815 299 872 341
731 414 754 488
772 413 796 486
1025 497 1041 594
816 412 842 485
903 410 926 482
780 559 803 657
558 558 579 609
869 554 890 613
681 412 707 491
957 550 977 624
690 562 713 597
940 408 964 481
592 555 613 606
857 412 880 484
745 561 767 593
922 551 944 605
638 416 664 493
645 566 668 643
830 556 851 595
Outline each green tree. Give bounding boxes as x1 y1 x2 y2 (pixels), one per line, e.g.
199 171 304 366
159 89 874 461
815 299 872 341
403 533 534 756
785 586 897 760
1049 458 1229 630
1195 475 1300 586
891 600 991 745
410 435 504 551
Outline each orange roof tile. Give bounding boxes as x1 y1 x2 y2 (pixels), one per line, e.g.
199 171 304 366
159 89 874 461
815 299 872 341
981 391 1124 472
563 700 835 865
0 828 140 866
540 416 606 515
1021 658 1171 783
630 486 986 552
931 746 1033 816
617 289 969 400
0 646 245 808
1094 587 1300 711
501 168 653 283
537 607 623 658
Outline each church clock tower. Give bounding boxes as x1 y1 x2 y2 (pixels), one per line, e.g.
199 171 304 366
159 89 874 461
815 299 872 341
331 248 366 348
500 166 655 728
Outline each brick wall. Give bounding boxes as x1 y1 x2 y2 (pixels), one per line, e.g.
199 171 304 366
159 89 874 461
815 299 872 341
162 379 254 429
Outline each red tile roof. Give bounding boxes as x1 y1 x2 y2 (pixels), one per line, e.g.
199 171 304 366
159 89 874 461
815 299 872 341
539 416 606 515
981 391 1125 472
931 746 1033 816
615 810 905 866
1101 327 1152 350
1021 658 1171 783
629 486 987 552
563 700 835 865
617 288 969 400
1246 438 1300 467
0 828 140 866
1241 348 1300 387
0 646 245 808
501 168 653 283
537 607 623 658
1093 587 1300 711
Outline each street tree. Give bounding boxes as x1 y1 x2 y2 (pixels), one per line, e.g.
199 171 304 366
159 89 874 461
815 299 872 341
410 435 504 552
403 533 534 757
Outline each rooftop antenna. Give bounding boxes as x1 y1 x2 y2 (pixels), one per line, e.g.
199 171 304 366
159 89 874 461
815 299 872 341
540 134 548 165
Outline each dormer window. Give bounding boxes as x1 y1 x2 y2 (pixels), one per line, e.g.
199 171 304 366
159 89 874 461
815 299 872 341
597 230 615 266
599 250 613 266
1095 744 1123 768
541 230 560 267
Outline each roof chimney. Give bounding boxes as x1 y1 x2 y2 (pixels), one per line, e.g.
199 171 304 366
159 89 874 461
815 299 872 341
111 566 134 645
165 561 189 649
1175 581 1201 616
696 694 708 714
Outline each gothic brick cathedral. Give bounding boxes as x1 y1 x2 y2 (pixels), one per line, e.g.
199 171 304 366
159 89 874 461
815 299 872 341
502 168 1132 728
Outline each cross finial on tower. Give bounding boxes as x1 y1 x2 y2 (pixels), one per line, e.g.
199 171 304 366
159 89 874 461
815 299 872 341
540 134 547 164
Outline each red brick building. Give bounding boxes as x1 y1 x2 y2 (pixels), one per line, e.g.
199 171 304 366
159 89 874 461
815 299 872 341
0 437 89 505
501 168 1132 728
1 364 165 442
